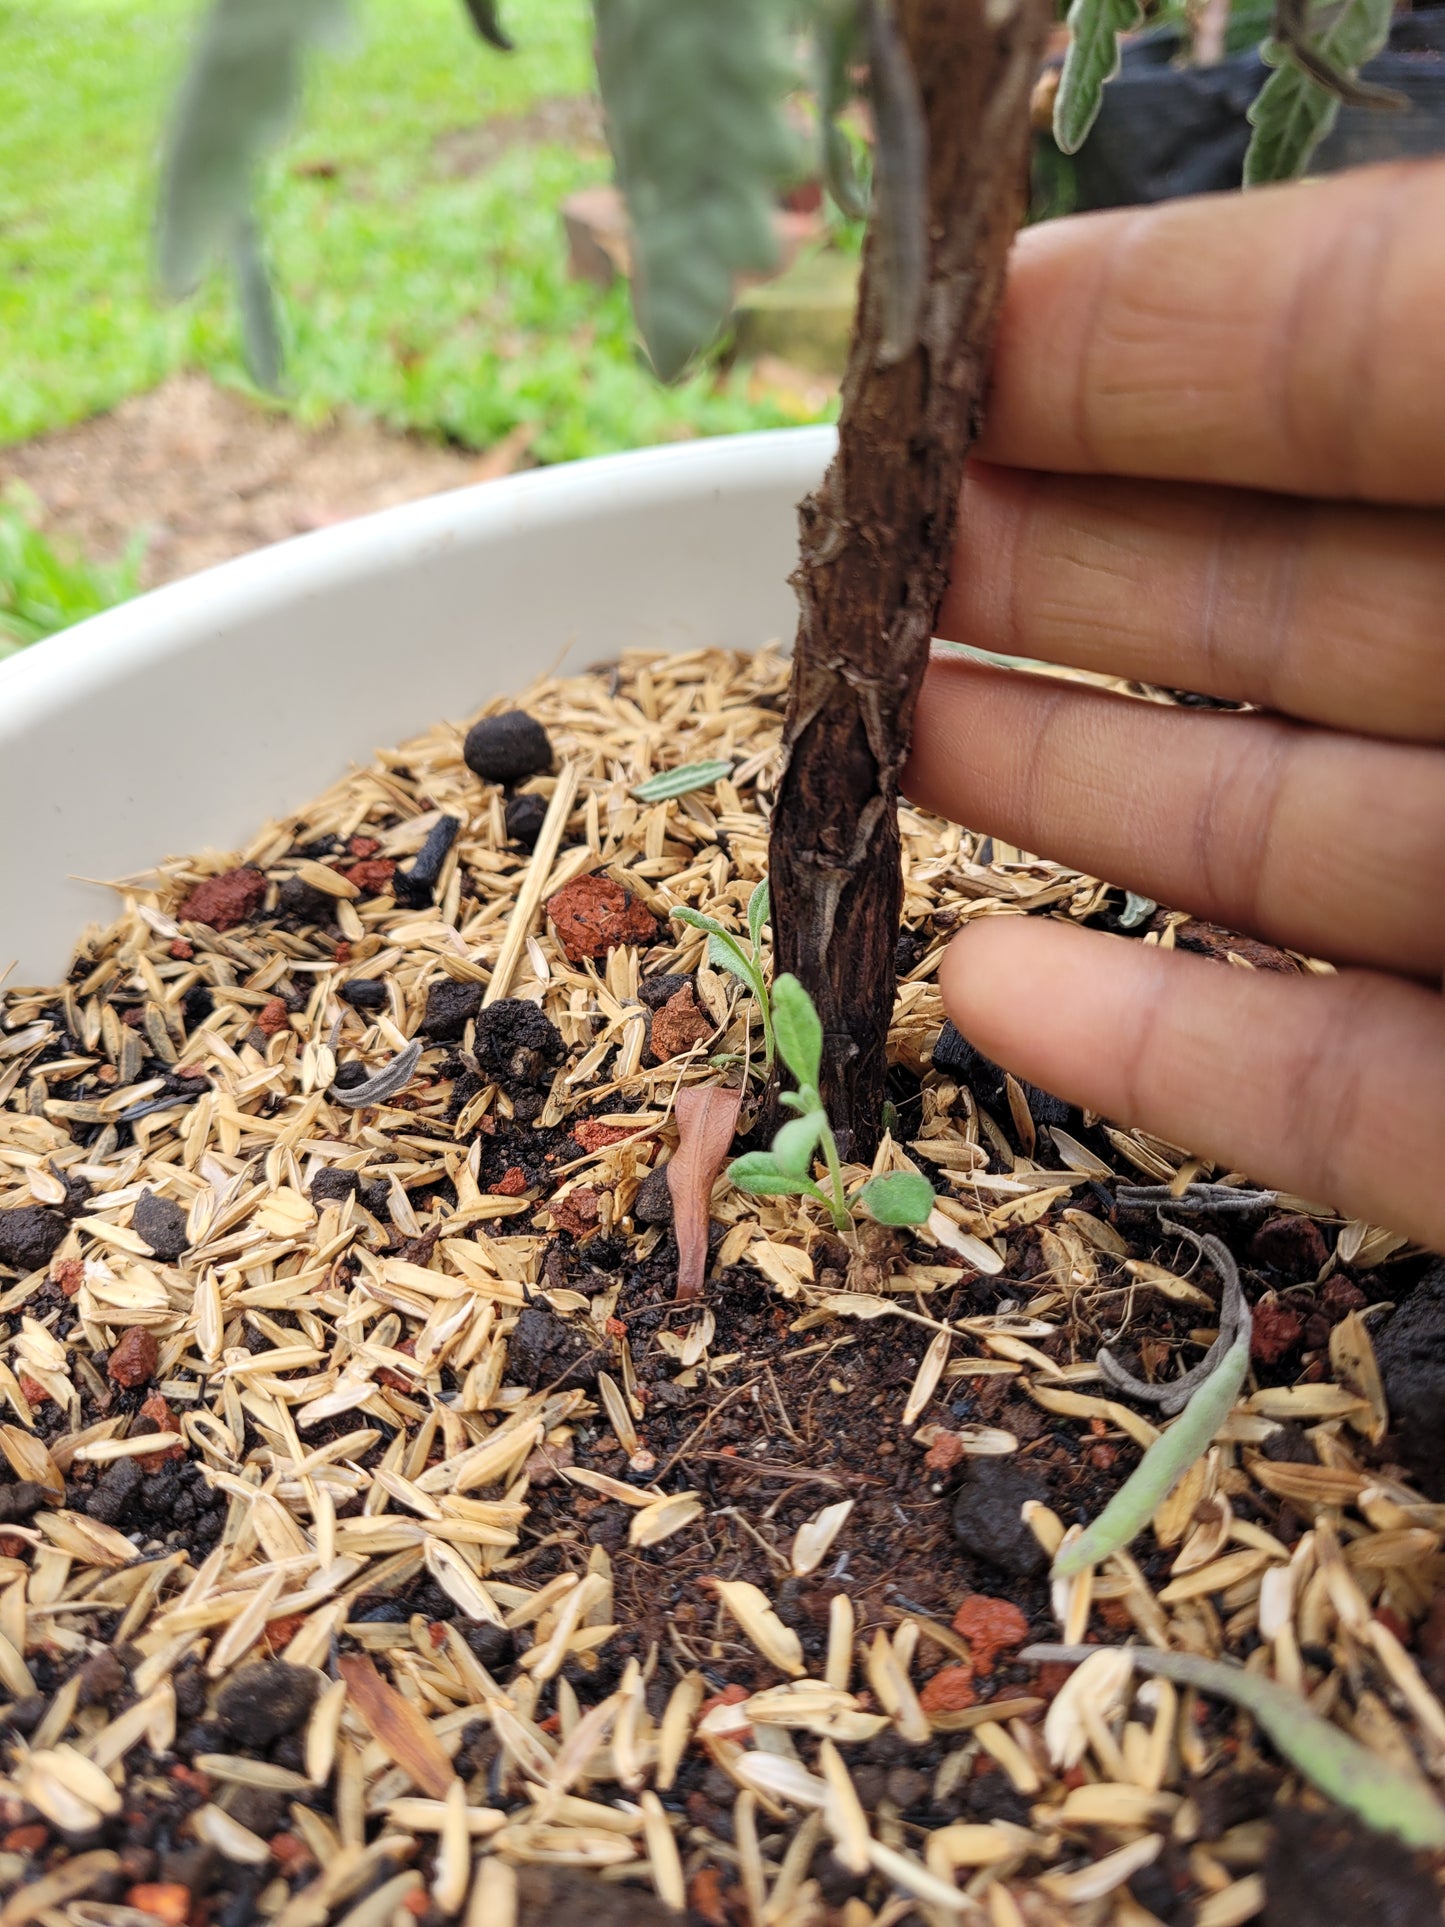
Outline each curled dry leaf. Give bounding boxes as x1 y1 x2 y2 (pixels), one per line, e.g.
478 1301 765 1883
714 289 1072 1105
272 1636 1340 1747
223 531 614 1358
192 1803 272 1865
0 1421 64 1495
629 1492 704 1547
743 1682 887 1744
667 1084 742 1301
18 1747 123 1833
423 1537 504 1624
791 1498 854 1577
1329 1309 1389 1443
902 1330 950 1428
925 1208 1003 1273
713 1578 805 1677
337 1653 453 1798
1042 1647 1135 1771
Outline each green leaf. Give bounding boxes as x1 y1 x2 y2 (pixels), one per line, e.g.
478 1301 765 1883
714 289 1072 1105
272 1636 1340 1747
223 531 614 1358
671 907 760 993
157 0 352 299
1022 1644 1445 1851
707 932 760 991
458 0 515 50
1243 0 1393 184
1052 1326 1251 1578
593 0 800 380
1053 0 1144 155
747 879 770 954
771 974 824 1093
858 1171 935 1226
232 216 284 390
771 1113 826 1177
632 759 734 803
671 906 729 939
728 1152 831 1204
815 0 869 219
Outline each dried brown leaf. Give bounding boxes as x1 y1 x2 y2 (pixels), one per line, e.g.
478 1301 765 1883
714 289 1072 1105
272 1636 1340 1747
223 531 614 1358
337 1653 453 1797
668 1085 742 1301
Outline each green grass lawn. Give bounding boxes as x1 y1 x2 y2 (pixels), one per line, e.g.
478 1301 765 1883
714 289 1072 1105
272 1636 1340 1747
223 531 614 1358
0 0 828 466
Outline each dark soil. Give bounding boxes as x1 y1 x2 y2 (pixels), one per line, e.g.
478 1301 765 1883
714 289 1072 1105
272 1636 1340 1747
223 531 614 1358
1263 1804 1445 1927
1374 1260 1445 1498
131 1189 189 1261
214 1664 320 1749
0 1204 69 1272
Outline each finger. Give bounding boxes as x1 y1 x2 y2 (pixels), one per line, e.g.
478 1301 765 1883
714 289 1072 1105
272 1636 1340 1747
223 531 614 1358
940 919 1445 1254
980 160 1445 505
938 464 1445 743
902 653 1445 979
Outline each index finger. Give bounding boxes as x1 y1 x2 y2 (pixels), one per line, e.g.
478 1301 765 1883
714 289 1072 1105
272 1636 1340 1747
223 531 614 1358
981 159 1445 506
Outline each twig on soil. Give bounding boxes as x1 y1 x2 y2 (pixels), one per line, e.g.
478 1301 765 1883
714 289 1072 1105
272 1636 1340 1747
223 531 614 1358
1115 1182 1278 1218
1097 1219 1249 1413
651 1379 762 1483
485 760 579 1006
714 1505 791 1574
763 1362 803 1446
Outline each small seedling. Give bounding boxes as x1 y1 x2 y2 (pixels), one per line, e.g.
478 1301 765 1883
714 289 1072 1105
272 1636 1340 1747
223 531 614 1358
727 973 934 1236
672 880 776 1073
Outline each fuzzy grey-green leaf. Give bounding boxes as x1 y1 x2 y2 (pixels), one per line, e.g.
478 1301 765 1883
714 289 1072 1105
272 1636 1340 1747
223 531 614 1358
1052 1326 1250 1578
232 217 284 390
632 760 734 803
158 0 352 298
707 932 760 991
1243 0 1394 184
858 1171 934 1226
593 0 799 380
771 974 824 1093
747 879 770 954
1022 1643 1445 1850
1053 0 1144 154
671 907 727 938
728 1152 830 1204
772 1113 826 1178
1119 892 1156 931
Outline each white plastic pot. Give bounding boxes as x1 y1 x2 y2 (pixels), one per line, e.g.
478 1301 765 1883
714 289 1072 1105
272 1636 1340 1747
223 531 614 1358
0 427 834 982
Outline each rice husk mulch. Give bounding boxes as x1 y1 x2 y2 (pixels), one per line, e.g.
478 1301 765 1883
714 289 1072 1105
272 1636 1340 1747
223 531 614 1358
0 646 1441 1927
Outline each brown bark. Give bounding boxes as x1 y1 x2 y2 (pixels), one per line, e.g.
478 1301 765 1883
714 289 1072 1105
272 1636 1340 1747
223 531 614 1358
769 0 1051 1154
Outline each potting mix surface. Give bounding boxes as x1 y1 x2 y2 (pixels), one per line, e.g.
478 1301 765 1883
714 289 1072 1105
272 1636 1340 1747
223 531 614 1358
0 648 1441 1927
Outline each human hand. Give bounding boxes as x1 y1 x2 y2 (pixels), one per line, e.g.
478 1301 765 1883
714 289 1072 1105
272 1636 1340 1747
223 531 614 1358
902 160 1445 1253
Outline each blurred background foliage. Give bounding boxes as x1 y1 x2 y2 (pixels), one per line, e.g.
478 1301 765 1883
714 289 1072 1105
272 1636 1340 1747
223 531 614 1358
0 0 822 463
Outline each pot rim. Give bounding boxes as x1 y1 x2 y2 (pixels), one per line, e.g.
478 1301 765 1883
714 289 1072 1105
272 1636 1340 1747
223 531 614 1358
0 424 836 739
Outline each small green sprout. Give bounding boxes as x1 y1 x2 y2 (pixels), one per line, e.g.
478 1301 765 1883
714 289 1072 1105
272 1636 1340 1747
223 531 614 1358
728 973 935 1237
672 879 775 1072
